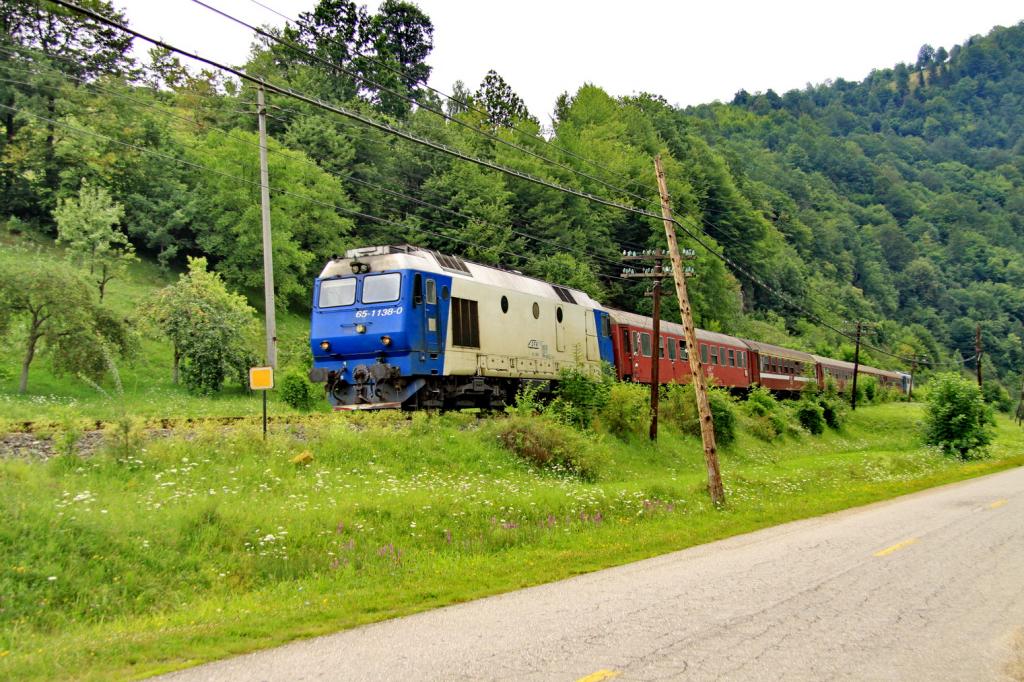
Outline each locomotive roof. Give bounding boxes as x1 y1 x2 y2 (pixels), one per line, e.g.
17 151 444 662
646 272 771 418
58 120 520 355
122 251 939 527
741 339 816 363
604 309 746 346
319 245 604 308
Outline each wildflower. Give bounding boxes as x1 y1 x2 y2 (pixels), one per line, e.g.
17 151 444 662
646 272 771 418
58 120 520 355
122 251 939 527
47 576 57 581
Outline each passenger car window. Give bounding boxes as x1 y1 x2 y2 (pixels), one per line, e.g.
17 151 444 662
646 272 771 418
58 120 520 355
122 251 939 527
640 333 652 357
319 278 356 308
668 338 676 360
362 273 401 303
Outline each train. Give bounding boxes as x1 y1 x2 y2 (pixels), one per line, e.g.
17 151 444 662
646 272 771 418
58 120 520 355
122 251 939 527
309 245 911 410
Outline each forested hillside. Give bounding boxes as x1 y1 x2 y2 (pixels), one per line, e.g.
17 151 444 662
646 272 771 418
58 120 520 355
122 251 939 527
1 1 1022 392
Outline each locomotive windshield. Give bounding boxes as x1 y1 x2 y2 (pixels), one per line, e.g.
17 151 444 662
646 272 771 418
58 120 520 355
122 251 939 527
362 273 401 303
319 278 356 308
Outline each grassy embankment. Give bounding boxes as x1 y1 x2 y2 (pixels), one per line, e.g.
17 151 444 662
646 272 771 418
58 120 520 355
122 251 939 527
1 403 1023 681
0 229 320 427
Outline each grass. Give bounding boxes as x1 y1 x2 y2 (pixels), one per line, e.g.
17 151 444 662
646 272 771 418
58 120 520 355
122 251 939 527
1 403 1022 681
0 228 321 428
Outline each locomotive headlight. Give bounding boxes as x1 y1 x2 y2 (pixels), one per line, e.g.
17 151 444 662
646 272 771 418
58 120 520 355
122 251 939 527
380 335 392 347
355 323 366 334
319 340 331 351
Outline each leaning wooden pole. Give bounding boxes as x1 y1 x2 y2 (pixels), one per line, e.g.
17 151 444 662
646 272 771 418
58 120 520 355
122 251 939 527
653 156 725 505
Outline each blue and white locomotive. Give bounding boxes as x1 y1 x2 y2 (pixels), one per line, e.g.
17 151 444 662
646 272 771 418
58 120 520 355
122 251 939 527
309 245 615 409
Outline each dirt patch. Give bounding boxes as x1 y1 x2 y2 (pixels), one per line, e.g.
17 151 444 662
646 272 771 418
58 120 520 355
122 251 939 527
1007 628 1024 681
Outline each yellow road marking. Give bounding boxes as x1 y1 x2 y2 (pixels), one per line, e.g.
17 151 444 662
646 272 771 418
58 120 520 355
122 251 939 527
873 538 918 557
576 670 620 682
989 499 1008 509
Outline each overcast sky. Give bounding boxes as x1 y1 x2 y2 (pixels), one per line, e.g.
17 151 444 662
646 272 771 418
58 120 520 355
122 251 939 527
118 0 1023 122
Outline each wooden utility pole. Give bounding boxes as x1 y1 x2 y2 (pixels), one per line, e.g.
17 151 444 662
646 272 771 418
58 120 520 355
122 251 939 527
1015 374 1023 427
653 156 724 505
851 321 862 410
975 323 983 388
257 85 278 370
908 357 918 401
621 251 669 441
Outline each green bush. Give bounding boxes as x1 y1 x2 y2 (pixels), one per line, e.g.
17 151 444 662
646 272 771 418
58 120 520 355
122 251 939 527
981 381 1013 413
743 386 788 441
548 365 612 429
861 375 878 402
818 395 847 429
665 384 737 445
279 367 322 411
595 381 649 439
924 373 995 459
494 415 608 481
795 401 825 435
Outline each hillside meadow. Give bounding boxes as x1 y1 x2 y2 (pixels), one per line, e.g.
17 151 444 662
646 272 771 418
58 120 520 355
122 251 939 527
1 402 1022 680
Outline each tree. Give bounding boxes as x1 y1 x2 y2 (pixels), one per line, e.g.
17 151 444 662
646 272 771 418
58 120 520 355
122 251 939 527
916 44 936 68
54 180 136 300
148 257 258 394
0 0 134 207
0 256 134 393
475 70 533 128
924 372 995 459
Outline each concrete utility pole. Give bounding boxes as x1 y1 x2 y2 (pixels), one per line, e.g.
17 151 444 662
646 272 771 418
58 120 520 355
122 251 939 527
975 323 983 388
622 250 669 441
653 155 724 505
851 321 862 410
257 85 277 369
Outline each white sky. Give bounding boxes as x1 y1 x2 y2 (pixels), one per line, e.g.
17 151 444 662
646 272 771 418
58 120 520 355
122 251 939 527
118 0 1023 122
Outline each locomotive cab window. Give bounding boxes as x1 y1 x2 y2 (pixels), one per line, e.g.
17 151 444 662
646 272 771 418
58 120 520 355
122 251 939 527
319 278 356 308
601 315 611 337
413 273 422 307
425 279 437 305
362 273 401 303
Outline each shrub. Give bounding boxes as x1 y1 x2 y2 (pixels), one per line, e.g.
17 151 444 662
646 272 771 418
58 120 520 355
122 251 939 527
279 367 322 411
595 381 649 439
795 401 825 435
818 395 847 429
981 381 1013 413
924 372 994 459
664 384 737 445
861 375 878 402
494 415 607 481
743 386 788 441
547 364 613 429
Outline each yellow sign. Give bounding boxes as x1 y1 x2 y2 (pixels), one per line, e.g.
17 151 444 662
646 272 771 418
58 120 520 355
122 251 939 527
249 366 274 390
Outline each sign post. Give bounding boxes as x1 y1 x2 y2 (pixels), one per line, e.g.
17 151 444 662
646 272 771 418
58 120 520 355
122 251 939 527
249 366 275 439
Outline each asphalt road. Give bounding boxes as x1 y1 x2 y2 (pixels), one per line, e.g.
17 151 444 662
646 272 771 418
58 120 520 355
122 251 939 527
159 467 1024 681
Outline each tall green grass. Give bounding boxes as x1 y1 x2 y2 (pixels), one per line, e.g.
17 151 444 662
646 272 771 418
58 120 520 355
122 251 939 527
1 404 1022 680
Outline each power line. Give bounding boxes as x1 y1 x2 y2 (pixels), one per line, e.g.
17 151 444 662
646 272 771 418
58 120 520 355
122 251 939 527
0 61 632 276
189 0 656 208
38 0 926 367
241 0 659 200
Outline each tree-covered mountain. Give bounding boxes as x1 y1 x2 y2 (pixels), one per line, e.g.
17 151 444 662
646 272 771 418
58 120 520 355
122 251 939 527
1 1 1021 391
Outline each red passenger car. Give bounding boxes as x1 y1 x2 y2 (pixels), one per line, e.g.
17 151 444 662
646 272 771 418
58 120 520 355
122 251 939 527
607 309 750 389
743 339 816 393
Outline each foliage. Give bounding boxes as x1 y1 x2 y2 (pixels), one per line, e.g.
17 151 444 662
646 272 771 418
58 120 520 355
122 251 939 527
494 415 607 481
860 375 878 403
981 380 1013 413
818 394 848 430
54 179 137 300
664 384 737 445
742 385 790 440
795 400 826 435
0 254 134 393
279 367 322 412
546 364 612 429
595 381 649 439
924 372 995 459
147 257 258 394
